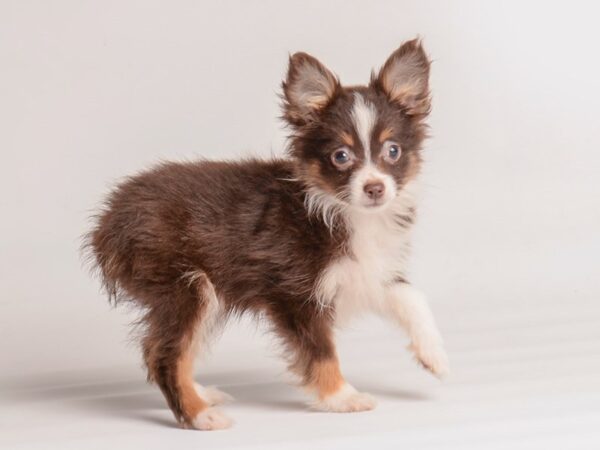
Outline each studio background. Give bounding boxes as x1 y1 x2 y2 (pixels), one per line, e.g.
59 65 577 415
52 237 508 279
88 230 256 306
1 1 599 449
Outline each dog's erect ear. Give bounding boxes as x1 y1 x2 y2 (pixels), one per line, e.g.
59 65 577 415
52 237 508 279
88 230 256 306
282 52 339 126
373 39 431 115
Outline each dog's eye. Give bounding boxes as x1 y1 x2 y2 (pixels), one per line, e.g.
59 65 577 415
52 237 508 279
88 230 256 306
334 150 349 163
383 142 402 163
331 148 353 169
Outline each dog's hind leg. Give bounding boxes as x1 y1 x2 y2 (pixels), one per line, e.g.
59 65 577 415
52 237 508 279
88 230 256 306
142 272 232 430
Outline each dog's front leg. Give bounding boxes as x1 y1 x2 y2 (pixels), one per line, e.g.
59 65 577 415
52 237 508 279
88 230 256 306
384 282 449 378
268 301 376 412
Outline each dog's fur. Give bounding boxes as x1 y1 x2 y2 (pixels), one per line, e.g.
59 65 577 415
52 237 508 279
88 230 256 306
85 39 448 430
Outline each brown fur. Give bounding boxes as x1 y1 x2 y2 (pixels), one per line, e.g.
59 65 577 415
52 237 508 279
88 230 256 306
87 160 346 426
282 43 430 198
85 39 432 428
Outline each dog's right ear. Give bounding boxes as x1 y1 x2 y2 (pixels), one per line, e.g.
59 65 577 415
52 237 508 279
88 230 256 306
282 52 339 126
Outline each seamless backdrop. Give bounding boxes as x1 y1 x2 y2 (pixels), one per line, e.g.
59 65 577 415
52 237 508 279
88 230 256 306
1 1 599 449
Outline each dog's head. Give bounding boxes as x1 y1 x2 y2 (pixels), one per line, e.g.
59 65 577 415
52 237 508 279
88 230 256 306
282 39 430 216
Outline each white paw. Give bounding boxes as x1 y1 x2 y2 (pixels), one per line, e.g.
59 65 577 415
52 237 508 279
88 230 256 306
191 407 233 431
312 383 377 413
194 383 233 406
410 335 450 378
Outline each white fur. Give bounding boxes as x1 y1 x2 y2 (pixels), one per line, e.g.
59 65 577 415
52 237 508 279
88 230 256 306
312 382 376 413
191 408 233 431
349 93 397 208
314 181 419 322
385 283 449 378
304 185 346 231
180 271 223 355
313 179 448 376
351 93 377 160
197 276 222 346
349 164 397 208
194 383 233 406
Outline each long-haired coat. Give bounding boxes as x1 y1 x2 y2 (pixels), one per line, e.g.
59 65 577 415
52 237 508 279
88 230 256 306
86 39 449 430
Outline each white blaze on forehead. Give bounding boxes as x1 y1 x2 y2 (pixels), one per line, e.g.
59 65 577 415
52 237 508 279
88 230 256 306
350 93 377 161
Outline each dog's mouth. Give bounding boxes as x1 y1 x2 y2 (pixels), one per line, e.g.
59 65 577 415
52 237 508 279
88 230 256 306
357 198 390 211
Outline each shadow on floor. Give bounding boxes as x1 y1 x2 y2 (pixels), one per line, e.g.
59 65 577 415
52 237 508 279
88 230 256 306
2 367 430 427
1 368 307 427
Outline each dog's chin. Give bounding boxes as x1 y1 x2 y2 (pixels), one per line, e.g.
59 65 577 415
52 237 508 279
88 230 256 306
353 199 392 213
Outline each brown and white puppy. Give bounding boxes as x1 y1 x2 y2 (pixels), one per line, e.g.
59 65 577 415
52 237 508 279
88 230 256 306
86 38 449 431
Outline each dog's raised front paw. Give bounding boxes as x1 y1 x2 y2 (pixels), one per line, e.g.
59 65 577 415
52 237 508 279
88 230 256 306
410 336 450 378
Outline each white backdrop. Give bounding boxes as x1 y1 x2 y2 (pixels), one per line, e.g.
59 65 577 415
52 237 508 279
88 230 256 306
1 1 599 448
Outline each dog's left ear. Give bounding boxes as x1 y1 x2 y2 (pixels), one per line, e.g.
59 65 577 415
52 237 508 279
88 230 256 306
372 39 431 115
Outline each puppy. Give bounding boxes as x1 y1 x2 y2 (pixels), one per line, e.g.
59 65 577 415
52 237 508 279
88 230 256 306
86 39 448 430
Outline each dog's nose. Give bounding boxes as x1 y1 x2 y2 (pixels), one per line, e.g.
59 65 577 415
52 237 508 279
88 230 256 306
363 181 385 200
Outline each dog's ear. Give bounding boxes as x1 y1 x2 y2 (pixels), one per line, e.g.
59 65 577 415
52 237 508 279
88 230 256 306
372 39 431 115
282 52 339 126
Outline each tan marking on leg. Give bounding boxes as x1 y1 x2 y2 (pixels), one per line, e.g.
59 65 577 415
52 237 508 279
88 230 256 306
308 359 377 412
177 340 208 421
309 357 345 399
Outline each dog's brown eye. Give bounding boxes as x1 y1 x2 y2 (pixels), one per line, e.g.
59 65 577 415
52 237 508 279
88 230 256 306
382 141 402 163
331 148 353 169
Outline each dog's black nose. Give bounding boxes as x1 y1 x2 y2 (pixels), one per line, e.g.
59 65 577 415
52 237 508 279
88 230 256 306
363 181 385 200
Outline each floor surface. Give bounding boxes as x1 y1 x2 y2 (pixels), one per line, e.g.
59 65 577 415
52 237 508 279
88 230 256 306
2 293 599 449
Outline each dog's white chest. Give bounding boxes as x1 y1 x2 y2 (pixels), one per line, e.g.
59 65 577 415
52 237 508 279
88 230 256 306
315 211 411 324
